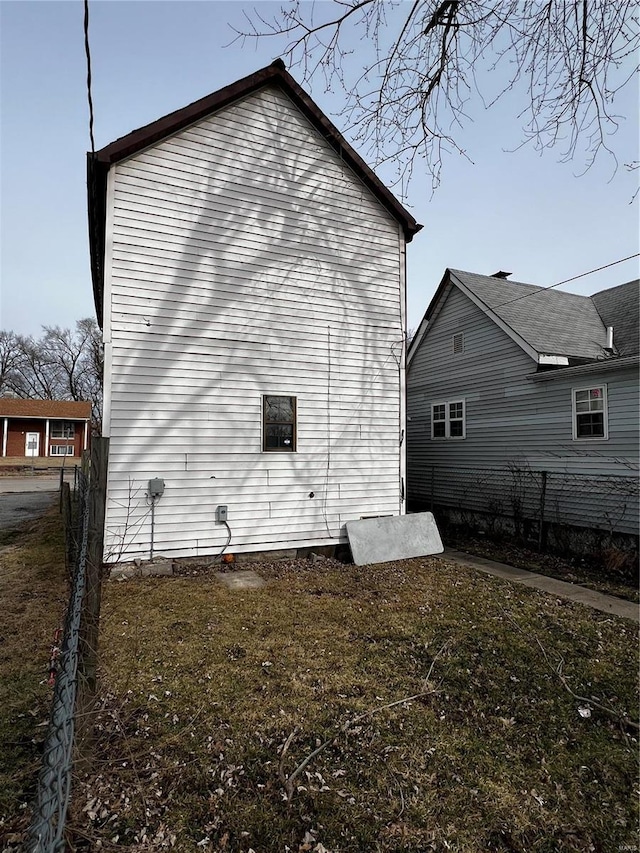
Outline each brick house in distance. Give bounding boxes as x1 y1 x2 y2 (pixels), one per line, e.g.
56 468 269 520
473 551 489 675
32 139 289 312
0 399 91 460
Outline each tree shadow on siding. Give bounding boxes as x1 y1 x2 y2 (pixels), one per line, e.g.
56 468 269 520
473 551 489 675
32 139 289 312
106 87 403 560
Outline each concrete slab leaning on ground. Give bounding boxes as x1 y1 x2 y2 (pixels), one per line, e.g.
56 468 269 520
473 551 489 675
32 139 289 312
347 512 444 566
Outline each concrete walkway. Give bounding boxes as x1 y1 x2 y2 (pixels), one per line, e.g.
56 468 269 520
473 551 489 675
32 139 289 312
445 548 639 623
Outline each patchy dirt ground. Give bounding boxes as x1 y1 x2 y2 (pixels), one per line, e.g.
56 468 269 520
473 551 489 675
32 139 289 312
63 554 639 853
3 518 638 853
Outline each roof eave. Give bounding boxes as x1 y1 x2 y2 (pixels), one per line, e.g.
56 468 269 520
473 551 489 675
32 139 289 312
91 60 421 240
87 60 422 329
87 153 108 328
448 270 540 363
407 269 451 366
528 354 640 381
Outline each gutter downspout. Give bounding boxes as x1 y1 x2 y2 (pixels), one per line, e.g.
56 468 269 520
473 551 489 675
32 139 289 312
45 419 50 457
2 418 7 457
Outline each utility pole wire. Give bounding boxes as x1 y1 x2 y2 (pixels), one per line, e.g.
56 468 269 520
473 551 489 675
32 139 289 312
495 253 640 310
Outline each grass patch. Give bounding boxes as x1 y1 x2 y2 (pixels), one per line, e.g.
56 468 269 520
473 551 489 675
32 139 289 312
0 504 68 838
0 528 23 547
72 557 638 852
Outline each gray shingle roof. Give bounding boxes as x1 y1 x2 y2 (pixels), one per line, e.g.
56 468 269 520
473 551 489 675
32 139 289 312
591 280 639 356
449 269 625 360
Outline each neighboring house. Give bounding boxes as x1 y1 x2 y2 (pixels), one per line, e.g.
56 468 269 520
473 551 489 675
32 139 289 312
0 399 91 459
407 269 639 545
87 60 421 563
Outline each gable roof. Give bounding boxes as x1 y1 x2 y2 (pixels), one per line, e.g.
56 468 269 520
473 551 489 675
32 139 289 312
87 59 422 326
0 399 92 420
408 268 638 366
591 280 639 357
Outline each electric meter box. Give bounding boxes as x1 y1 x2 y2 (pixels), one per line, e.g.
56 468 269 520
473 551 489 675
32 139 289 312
216 505 228 523
148 478 165 498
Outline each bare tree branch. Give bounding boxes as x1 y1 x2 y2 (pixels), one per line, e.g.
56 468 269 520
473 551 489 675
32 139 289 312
233 0 639 193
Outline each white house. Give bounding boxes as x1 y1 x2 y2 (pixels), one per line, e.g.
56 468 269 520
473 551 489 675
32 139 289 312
88 60 421 563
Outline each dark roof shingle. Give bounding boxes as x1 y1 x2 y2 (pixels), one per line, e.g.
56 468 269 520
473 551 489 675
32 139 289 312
591 279 639 356
449 269 622 360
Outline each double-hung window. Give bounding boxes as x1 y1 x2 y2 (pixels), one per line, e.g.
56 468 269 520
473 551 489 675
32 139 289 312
263 395 297 451
51 420 75 439
572 386 608 439
431 399 466 439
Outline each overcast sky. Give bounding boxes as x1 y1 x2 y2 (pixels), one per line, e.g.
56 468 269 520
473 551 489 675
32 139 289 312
1 1 638 337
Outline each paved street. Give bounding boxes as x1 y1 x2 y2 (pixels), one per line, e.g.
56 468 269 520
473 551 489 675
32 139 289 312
0 491 57 531
0 473 69 531
0 475 61 494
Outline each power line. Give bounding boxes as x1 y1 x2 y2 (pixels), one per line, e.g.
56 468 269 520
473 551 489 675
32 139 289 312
84 0 95 154
495 253 640 310
408 252 640 356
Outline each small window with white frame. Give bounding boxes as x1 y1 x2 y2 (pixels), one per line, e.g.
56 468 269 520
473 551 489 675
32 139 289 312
431 399 466 439
50 444 75 456
572 385 608 440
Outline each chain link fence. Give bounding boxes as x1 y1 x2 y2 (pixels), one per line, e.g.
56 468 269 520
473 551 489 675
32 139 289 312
25 471 89 852
25 438 109 852
412 463 639 554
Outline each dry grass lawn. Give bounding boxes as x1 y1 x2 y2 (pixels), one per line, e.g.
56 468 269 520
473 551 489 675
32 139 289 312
67 556 638 853
0 504 68 840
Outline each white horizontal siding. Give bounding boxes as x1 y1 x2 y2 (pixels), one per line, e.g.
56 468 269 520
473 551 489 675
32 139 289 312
104 84 404 561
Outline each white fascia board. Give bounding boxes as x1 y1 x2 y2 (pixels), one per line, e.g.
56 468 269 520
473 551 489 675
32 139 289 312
449 271 540 363
538 354 569 366
406 317 428 366
407 275 452 367
528 354 640 382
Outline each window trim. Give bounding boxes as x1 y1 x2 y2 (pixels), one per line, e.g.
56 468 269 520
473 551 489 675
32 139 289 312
49 444 75 456
572 384 608 441
50 420 75 439
431 398 466 440
262 394 297 452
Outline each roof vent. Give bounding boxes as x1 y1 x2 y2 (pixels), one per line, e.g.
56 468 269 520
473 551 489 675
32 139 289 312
492 270 512 279
604 326 614 353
